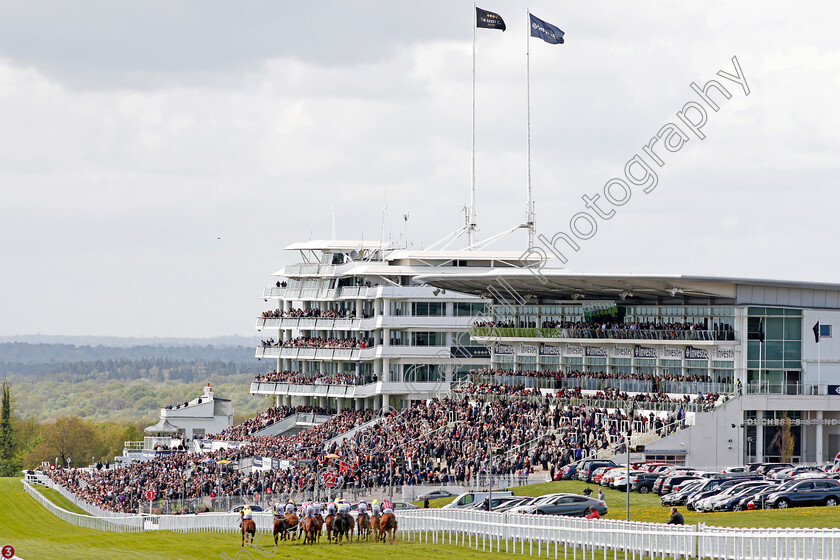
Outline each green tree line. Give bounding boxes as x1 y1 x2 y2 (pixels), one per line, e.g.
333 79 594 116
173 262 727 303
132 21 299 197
1 379 147 474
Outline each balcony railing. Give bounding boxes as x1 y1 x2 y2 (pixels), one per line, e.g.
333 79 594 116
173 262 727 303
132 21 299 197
470 326 735 342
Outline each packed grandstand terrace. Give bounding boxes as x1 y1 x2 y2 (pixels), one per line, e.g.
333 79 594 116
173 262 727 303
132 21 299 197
39 367 715 514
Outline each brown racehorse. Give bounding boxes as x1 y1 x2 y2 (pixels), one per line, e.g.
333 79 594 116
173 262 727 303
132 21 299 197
379 512 397 544
356 511 371 541
370 512 381 541
324 513 335 542
273 512 298 544
240 513 256 547
315 514 324 543
302 516 322 545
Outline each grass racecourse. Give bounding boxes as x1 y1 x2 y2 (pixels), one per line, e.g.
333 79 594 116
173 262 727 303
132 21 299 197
2 477 839 559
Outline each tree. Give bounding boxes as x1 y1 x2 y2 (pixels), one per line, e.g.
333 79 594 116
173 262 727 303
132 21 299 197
27 416 96 468
777 414 796 463
0 378 19 475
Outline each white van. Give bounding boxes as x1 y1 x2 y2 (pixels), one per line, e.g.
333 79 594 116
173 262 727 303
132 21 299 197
442 490 514 509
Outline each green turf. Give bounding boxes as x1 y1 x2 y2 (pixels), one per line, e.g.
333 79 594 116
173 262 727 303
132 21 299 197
4 477 839 560
32 484 91 515
416 479 840 528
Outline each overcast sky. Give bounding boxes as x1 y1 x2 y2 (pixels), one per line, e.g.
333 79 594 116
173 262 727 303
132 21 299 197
1 1 838 338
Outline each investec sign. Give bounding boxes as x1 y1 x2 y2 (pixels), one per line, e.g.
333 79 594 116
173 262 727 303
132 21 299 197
634 345 657 359
685 346 710 360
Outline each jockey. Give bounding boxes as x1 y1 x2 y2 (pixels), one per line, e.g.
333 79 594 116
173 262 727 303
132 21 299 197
326 501 337 516
382 499 394 515
239 504 253 527
284 499 295 514
306 501 316 520
272 502 283 518
357 500 368 515
337 499 350 515
313 501 323 517
370 499 381 516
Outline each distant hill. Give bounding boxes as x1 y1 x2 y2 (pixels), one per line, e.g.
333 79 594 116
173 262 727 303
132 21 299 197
0 342 256 365
0 334 256 347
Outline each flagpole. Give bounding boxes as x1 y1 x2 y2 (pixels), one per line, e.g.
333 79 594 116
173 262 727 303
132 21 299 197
818 317 821 394
526 9 534 248
469 3 477 248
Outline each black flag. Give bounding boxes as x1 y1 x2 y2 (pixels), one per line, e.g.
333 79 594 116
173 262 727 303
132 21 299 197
758 318 765 343
476 7 506 31
813 321 821 343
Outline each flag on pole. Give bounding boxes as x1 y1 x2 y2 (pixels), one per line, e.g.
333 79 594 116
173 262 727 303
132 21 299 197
476 7 506 31
813 321 821 343
529 13 565 44
758 318 765 343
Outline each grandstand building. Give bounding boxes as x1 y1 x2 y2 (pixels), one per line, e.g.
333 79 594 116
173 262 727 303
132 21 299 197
416 270 840 468
252 240 537 411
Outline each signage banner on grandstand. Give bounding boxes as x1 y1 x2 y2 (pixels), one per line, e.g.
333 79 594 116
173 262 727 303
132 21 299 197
712 347 735 360
585 346 607 358
494 343 514 355
273 459 292 470
254 456 263 468
539 343 561 356
518 343 538 356
659 347 684 360
685 346 709 360
634 345 657 359
451 345 491 358
563 345 584 357
610 346 633 358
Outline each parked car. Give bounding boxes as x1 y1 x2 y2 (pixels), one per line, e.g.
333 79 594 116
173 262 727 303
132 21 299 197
417 489 457 501
661 479 706 507
611 470 648 491
764 479 840 509
556 462 579 480
658 475 701 496
392 501 419 510
711 481 776 512
442 491 514 509
469 496 521 511
229 505 264 513
578 460 618 483
509 493 608 517
630 472 662 494
684 475 763 511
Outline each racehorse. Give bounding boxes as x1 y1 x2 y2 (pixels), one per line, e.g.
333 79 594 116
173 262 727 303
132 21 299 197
356 511 371 541
332 513 354 544
369 512 381 541
379 512 397 544
273 512 298 544
241 512 256 547
302 515 322 545
315 513 324 543
324 513 335 542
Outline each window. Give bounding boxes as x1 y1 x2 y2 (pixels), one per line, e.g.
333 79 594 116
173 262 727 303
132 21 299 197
454 302 486 317
412 302 445 316
820 324 832 338
411 331 446 346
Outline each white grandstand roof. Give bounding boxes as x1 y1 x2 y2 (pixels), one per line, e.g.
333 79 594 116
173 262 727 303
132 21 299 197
283 240 384 251
415 270 840 306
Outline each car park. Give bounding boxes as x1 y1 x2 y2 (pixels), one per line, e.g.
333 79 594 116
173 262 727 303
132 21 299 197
658 474 701 495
